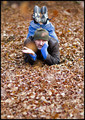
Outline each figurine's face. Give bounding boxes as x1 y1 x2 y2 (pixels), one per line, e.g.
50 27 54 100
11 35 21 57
34 40 48 50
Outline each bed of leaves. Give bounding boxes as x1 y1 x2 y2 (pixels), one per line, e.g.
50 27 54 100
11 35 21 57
1 1 84 119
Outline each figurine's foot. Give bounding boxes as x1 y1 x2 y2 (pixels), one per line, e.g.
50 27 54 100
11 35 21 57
41 6 48 24
33 5 41 23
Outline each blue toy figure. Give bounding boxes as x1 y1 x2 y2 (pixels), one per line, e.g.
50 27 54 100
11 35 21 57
26 5 59 43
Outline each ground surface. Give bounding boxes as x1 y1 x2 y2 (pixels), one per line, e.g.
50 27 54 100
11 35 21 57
1 1 84 119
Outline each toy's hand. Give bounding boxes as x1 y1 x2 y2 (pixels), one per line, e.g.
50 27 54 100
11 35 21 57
41 43 48 60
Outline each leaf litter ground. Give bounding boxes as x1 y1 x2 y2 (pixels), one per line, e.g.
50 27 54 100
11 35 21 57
1 1 84 119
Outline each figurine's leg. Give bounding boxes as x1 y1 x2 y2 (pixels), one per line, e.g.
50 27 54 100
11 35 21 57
26 6 41 38
41 22 59 42
26 20 41 39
